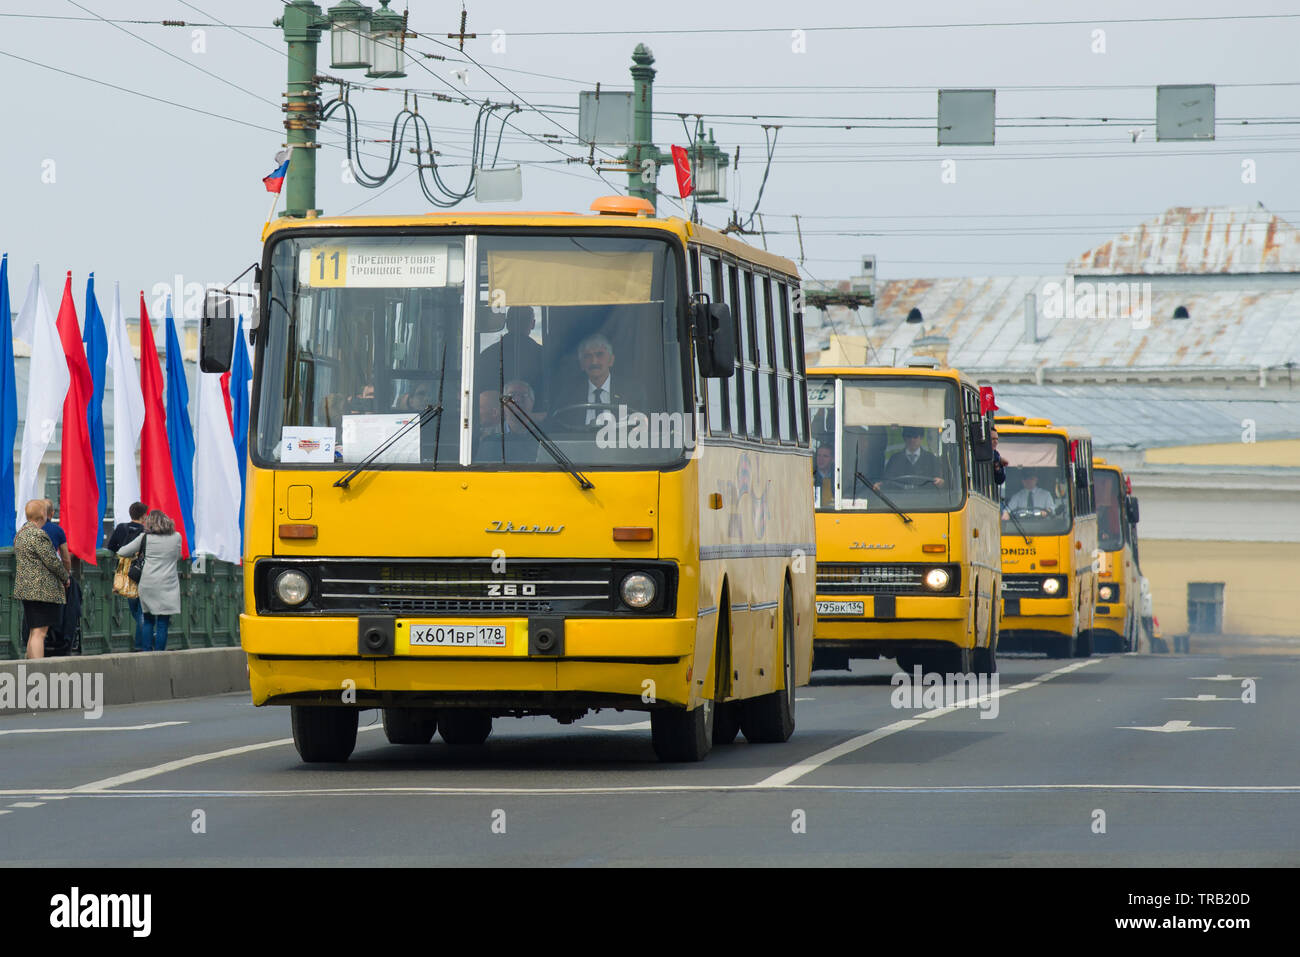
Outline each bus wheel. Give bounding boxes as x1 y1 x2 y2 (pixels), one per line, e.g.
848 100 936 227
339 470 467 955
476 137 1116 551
1051 633 1076 658
741 582 797 744
1075 630 1093 658
382 708 438 745
924 645 972 676
712 622 741 746
973 641 997 676
291 706 359 763
438 710 493 746
896 652 921 674
651 700 714 762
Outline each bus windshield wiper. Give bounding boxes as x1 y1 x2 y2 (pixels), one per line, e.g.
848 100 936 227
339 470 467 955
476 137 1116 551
1004 504 1032 545
334 403 442 490
502 395 594 491
857 471 912 525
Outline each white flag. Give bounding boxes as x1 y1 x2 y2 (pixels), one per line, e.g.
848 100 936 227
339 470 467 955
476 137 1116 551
193 369 242 563
108 281 145 524
16 264 68 528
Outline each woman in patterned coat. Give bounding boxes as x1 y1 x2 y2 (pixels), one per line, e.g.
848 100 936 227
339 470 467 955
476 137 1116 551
12 499 71 659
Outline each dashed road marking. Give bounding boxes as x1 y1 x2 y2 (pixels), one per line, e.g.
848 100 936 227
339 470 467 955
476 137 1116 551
0 721 188 736
755 658 1102 788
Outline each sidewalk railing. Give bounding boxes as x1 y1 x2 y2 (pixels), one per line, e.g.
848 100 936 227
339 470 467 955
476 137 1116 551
0 549 242 658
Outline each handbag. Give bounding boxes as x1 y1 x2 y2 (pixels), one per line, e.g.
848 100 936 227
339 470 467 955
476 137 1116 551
127 535 147 584
112 556 139 599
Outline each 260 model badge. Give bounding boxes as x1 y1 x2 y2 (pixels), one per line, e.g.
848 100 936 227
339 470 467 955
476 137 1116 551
485 520 565 534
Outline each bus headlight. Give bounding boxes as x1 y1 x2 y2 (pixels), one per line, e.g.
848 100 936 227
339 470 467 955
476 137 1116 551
924 567 950 591
275 569 311 606
620 572 657 609
1098 583 1118 603
1041 577 1062 596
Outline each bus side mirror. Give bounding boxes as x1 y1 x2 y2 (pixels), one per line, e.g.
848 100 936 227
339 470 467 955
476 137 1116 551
694 300 735 378
969 420 994 462
1127 497 1140 524
200 290 236 374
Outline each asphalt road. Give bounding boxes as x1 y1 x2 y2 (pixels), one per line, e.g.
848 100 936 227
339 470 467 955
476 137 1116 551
1 651 1296 866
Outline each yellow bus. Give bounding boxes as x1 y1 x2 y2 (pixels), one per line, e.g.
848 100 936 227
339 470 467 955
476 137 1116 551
201 195 815 763
996 416 1099 657
807 364 1003 675
1091 457 1142 652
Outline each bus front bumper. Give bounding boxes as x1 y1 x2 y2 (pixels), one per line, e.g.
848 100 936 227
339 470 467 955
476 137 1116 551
242 614 697 707
1000 596 1073 637
814 595 972 651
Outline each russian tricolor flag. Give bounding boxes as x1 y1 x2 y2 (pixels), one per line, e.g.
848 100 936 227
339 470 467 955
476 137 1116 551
262 150 290 193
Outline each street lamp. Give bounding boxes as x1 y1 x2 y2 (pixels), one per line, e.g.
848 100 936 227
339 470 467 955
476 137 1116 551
366 1 407 79
328 0 372 70
692 122 728 204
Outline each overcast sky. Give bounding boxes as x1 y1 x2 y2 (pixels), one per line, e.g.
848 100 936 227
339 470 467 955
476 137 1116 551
2 0 1297 316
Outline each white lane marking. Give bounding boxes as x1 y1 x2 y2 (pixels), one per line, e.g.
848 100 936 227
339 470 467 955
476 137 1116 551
756 658 1102 788
69 725 384 792
795 697 815 701
0 721 188 736
0 810 10 815
1190 674 1259 682
584 720 652 731
1118 720 1233 733
8 801 44 808
1 782 1298 798
1165 694 1237 702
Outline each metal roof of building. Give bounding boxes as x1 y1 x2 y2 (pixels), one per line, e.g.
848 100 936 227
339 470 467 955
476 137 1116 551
992 383 1300 450
1068 205 1300 275
810 275 1300 376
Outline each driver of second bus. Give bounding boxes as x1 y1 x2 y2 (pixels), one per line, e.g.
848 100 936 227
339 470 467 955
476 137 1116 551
1004 472 1058 514
875 426 945 489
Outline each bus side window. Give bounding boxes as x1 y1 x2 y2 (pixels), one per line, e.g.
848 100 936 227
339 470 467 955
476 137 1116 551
726 262 745 438
705 254 729 436
774 280 794 443
757 276 777 442
740 269 760 441
789 283 808 446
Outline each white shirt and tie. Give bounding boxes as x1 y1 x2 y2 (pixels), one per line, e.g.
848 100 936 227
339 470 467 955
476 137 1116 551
586 376 612 424
1006 486 1056 511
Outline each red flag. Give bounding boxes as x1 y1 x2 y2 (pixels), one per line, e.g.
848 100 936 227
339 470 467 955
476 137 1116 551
55 272 99 564
220 371 234 434
138 293 189 557
979 385 998 414
671 145 693 199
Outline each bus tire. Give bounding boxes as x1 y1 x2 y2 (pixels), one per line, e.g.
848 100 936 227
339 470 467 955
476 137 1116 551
896 652 921 675
652 701 713 762
741 582 796 744
711 619 741 745
1051 633 1075 658
382 708 438 745
1075 629 1093 658
291 705 359 763
924 645 972 676
438 710 492 746
973 626 998 676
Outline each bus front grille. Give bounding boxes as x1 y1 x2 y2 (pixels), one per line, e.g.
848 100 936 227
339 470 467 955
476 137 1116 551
817 563 927 595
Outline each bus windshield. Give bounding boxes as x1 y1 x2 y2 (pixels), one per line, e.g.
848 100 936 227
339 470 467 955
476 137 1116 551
254 232 688 470
808 376 964 512
1095 469 1125 550
1000 435 1071 535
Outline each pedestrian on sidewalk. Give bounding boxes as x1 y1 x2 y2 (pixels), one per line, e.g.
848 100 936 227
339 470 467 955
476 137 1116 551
13 499 71 660
42 498 72 575
116 509 182 651
108 501 149 651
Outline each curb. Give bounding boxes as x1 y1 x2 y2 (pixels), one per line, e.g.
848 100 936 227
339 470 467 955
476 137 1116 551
0 648 249 712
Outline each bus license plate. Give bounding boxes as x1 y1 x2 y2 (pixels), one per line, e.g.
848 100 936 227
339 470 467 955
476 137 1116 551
409 624 508 648
816 600 864 616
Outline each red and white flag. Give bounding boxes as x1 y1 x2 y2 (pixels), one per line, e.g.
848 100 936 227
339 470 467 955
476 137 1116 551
137 293 188 557
15 264 67 530
671 145 693 199
54 272 99 563
193 369 242 563
108 281 145 525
